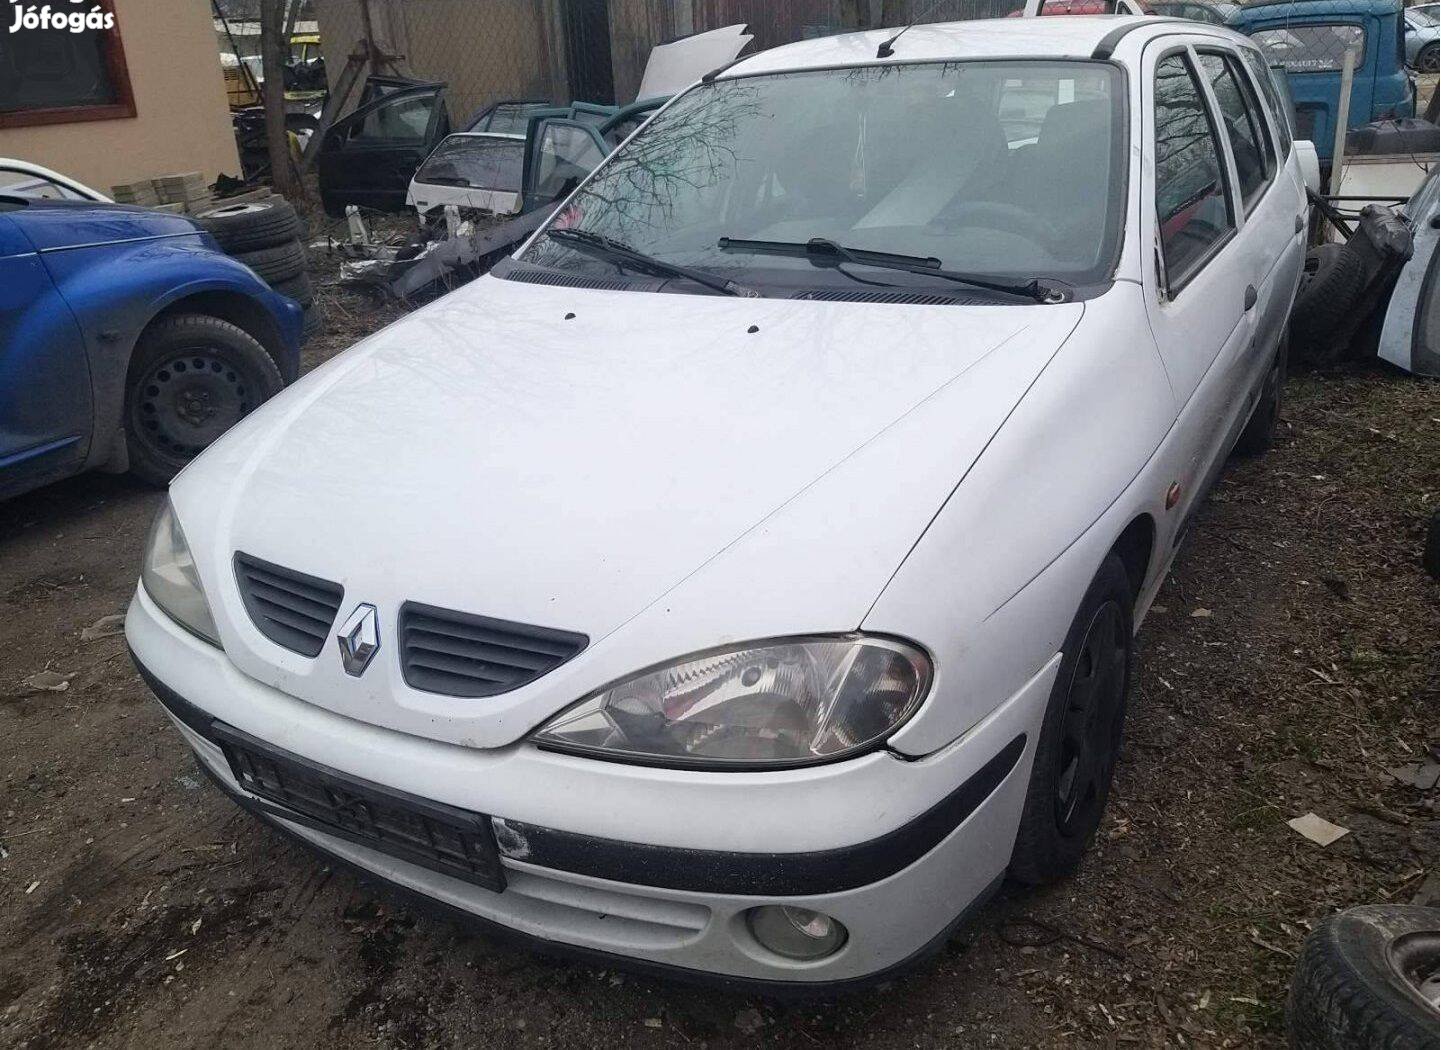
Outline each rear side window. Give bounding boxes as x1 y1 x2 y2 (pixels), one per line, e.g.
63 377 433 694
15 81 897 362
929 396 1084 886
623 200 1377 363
1153 53 1235 289
1251 24 1366 73
1240 47 1294 156
353 96 435 144
1198 52 1275 209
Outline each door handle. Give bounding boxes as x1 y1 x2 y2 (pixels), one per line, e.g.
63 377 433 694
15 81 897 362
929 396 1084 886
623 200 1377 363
1244 285 1257 312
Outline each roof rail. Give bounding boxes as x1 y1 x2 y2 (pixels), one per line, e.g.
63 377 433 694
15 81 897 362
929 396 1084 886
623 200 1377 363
1091 16 1193 58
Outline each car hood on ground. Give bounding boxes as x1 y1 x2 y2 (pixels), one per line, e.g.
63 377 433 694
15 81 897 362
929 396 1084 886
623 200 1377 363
7 200 200 251
173 274 1083 748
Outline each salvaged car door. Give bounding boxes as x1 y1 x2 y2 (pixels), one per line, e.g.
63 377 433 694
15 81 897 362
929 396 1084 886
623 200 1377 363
0 212 91 497
520 117 609 213
318 83 451 212
1141 44 1257 536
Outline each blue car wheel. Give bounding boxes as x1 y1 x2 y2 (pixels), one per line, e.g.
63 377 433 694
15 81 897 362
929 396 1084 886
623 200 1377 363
124 313 283 485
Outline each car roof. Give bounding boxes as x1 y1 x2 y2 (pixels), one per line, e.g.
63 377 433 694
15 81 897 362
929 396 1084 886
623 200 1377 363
722 15 1242 76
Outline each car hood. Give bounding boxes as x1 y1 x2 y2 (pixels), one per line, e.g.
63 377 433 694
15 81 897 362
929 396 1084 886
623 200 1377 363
173 274 1083 747
9 199 201 251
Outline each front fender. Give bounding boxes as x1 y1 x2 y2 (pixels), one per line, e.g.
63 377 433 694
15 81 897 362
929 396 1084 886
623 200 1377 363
868 284 1176 756
39 235 303 469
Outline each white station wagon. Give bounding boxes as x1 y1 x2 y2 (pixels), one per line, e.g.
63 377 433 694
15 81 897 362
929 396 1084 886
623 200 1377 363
128 16 1306 989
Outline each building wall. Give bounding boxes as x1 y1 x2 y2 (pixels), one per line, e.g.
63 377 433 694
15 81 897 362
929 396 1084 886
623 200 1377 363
315 0 554 124
0 0 240 194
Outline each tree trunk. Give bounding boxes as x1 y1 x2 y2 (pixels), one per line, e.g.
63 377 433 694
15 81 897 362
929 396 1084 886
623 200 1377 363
260 0 298 199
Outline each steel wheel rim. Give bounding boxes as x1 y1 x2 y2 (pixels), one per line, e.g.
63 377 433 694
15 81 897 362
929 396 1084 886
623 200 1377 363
131 348 254 460
1387 930 1441 1012
1054 601 1127 837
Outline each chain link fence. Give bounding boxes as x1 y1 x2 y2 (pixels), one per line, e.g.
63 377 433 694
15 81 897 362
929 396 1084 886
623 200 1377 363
308 0 1433 152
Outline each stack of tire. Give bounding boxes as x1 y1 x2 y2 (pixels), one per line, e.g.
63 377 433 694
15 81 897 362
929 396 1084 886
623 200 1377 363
195 197 321 341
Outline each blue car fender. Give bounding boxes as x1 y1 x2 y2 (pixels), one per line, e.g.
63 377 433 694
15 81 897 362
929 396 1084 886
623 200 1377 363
37 233 304 471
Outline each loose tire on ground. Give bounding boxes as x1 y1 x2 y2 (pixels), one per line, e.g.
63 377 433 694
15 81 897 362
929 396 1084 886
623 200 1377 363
232 239 306 284
123 314 284 486
196 197 302 253
271 271 314 308
1235 328 1289 456
1287 905 1439 1050
1009 553 1133 885
1292 244 1368 363
302 304 323 340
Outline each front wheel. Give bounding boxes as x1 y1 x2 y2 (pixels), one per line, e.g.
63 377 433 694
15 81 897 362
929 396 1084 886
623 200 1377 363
1009 553 1133 884
123 314 283 486
1417 42 1439 74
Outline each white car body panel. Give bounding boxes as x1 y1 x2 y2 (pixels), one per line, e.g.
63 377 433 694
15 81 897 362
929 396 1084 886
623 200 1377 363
0 158 108 202
131 17 1308 986
634 24 754 101
172 274 1083 749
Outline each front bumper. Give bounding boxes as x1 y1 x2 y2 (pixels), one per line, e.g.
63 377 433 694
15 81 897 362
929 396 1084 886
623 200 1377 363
126 585 1058 988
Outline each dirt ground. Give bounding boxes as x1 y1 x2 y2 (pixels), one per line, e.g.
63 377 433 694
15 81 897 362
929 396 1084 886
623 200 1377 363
0 231 1436 1048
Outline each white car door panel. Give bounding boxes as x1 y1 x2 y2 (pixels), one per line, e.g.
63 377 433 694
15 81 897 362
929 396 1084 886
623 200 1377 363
1141 43 1255 528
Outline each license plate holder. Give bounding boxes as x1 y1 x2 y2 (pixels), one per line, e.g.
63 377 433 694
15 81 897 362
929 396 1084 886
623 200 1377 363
213 722 505 893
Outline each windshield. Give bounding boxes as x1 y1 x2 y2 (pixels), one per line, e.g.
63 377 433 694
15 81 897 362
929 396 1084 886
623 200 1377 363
1408 6 1439 27
517 60 1127 296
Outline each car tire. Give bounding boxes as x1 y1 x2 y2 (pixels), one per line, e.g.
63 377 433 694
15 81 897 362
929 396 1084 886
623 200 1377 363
271 271 314 308
1009 553 1132 885
196 197 302 253
233 239 306 284
1286 905 1439 1050
302 304 323 340
1293 244 1368 364
1417 42 1439 74
123 314 284 486
1234 328 1289 456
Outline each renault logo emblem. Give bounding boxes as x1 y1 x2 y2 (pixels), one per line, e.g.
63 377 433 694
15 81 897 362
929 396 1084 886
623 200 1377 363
337 603 380 677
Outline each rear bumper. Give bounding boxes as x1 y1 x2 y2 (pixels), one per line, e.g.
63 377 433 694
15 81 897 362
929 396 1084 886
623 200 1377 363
126 585 1058 987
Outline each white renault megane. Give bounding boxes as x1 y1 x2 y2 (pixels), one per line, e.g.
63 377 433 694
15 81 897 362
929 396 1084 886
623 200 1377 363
127 16 1307 989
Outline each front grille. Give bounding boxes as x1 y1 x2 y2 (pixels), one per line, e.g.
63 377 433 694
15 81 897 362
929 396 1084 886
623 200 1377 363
399 602 587 698
234 552 344 657
214 722 505 891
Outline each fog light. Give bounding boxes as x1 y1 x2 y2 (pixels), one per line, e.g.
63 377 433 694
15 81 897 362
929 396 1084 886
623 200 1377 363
746 906 848 960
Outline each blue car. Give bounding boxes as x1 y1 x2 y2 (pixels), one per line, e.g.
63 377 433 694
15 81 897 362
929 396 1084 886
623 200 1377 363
1229 0 1416 161
0 196 303 500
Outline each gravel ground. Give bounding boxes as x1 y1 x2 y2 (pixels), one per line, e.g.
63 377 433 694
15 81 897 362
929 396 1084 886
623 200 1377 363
0 237 1436 1048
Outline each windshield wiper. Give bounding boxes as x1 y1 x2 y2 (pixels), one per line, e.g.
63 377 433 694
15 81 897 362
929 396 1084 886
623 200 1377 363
716 236 1069 303
548 228 756 297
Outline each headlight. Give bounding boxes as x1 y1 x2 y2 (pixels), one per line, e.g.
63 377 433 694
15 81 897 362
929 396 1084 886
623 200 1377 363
531 636 931 768
141 500 220 647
